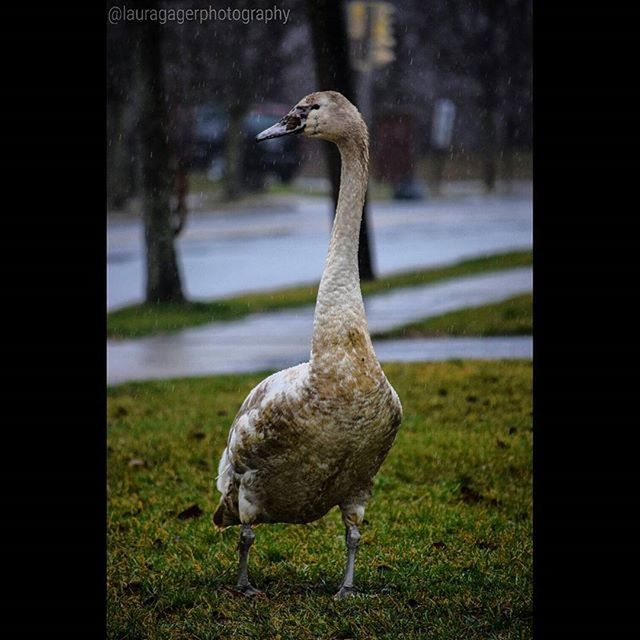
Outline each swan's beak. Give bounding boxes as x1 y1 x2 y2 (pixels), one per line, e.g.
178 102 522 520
255 107 307 142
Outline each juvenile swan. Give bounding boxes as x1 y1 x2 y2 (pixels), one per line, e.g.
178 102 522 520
213 91 403 598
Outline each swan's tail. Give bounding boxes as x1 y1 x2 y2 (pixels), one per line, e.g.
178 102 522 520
212 496 240 529
213 447 241 528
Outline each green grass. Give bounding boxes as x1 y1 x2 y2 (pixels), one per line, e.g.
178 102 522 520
184 173 389 203
265 178 394 200
416 151 533 183
107 250 532 339
188 171 223 195
107 360 532 639
373 294 532 340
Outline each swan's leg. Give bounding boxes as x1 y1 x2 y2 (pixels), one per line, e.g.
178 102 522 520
236 524 261 596
335 523 362 599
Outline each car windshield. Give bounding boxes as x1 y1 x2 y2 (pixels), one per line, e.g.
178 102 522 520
244 113 284 137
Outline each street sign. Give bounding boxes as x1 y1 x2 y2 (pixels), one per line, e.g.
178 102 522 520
431 99 456 149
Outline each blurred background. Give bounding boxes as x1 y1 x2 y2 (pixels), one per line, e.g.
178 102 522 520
107 0 533 214
107 0 532 383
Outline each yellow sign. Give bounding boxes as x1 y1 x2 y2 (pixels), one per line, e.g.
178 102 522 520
347 1 396 71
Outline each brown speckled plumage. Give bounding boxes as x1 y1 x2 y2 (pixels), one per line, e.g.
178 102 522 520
213 92 403 596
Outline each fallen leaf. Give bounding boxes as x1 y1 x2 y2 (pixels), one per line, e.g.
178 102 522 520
220 585 267 599
122 581 142 595
211 610 228 623
177 504 203 520
128 459 146 468
460 485 483 504
475 540 498 550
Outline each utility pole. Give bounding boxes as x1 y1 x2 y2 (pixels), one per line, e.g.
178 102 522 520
307 0 377 281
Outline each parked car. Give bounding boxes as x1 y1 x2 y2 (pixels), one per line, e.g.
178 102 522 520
191 105 227 169
242 104 302 185
191 103 303 187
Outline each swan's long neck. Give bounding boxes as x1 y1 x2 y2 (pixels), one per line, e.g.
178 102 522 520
310 133 380 381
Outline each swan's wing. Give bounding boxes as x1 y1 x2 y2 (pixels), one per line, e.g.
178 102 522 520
388 381 403 427
215 362 310 494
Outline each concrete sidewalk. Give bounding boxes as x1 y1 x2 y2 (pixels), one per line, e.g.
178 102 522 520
107 267 532 385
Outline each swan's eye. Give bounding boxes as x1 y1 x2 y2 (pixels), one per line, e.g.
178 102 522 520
311 104 320 110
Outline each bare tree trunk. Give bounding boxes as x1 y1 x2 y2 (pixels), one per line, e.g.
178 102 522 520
481 95 497 192
307 0 376 281
431 149 447 196
137 6 184 303
171 166 189 235
503 116 516 193
107 101 131 210
503 0 531 195
481 2 499 193
224 106 245 200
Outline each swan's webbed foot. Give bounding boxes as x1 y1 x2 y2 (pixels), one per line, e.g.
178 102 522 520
334 585 359 599
235 583 264 598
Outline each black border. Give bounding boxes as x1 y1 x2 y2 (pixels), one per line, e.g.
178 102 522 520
2 4 106 635
3 1 640 636
534 2 639 636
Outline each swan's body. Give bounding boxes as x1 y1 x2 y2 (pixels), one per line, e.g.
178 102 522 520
213 91 403 597
215 361 401 527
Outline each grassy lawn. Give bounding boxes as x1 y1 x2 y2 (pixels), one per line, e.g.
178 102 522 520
416 151 533 184
107 360 532 639
107 250 532 339
373 294 532 340
264 178 394 201
182 173 392 203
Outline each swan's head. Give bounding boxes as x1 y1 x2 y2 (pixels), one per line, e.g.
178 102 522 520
255 91 366 145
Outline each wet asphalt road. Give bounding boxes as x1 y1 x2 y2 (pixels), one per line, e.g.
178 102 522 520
107 189 532 311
